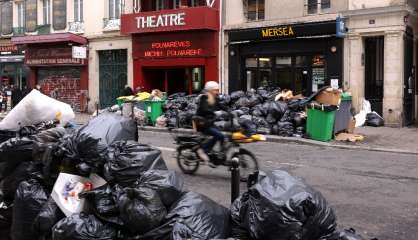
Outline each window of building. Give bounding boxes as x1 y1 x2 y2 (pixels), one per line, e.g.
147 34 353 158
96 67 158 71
43 0 50 24
246 0 264 21
321 0 331 9
188 0 205 7
17 1 26 28
173 0 181 8
156 0 166 10
1 1 13 35
109 0 121 19
74 0 83 22
307 0 318 14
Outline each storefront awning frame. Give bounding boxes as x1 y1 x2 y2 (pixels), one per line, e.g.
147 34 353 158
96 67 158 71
11 33 87 45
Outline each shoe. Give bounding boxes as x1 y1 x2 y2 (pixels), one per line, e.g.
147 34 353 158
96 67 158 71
196 148 210 163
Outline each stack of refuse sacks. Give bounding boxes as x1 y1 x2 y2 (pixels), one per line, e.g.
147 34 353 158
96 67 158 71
163 88 310 137
230 170 376 240
0 112 231 240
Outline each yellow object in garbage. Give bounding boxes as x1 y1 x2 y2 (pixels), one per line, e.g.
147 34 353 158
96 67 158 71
117 95 135 101
134 92 151 101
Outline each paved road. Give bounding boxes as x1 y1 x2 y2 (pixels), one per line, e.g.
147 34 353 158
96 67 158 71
138 131 418 240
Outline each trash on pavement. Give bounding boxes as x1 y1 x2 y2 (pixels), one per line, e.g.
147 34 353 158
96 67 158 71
355 100 372 127
315 88 342 106
366 112 384 127
0 90 75 131
231 170 337 240
335 133 365 142
33 197 66 239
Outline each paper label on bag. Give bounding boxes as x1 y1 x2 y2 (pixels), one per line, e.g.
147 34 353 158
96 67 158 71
331 79 339 90
51 173 106 217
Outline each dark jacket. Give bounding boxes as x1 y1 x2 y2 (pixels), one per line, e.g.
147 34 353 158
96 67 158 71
195 94 227 128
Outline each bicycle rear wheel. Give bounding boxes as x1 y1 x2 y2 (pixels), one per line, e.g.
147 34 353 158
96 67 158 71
232 149 259 182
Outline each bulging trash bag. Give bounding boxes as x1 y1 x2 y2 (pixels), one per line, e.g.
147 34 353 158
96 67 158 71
118 187 167 235
231 170 337 240
0 161 42 203
167 192 230 239
0 137 34 180
251 104 266 117
235 97 251 108
214 121 231 131
366 112 384 127
80 184 125 227
78 113 137 147
11 179 49 240
230 91 245 101
135 170 184 208
138 192 230 240
52 213 117 240
239 108 251 116
276 121 294 137
231 110 245 117
218 94 231 107
104 141 167 187
320 229 367 240
238 118 257 137
215 111 230 121
0 90 75 131
33 197 65 238
33 127 67 144
267 101 288 119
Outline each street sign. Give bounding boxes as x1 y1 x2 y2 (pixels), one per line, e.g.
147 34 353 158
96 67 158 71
336 16 347 38
72 46 87 59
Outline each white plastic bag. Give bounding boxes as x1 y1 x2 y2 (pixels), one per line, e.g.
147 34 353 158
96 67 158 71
354 99 372 127
0 90 75 130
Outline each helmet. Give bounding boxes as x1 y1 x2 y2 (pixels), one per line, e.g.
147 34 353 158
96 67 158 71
204 81 220 91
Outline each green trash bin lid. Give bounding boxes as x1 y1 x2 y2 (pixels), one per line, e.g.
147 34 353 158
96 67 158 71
341 92 352 101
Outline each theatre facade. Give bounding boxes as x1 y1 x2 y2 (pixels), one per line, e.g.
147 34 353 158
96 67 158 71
121 5 220 95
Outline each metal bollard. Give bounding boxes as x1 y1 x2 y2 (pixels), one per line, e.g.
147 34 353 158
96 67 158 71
230 157 240 203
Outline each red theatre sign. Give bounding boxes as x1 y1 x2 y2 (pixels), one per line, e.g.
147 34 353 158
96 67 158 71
121 7 219 34
135 32 216 59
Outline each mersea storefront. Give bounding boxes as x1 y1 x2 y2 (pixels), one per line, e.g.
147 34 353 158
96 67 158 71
227 21 343 95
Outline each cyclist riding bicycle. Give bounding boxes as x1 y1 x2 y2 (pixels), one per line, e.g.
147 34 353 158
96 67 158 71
194 81 227 164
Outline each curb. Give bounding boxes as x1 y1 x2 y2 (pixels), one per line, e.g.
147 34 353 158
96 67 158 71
139 126 418 156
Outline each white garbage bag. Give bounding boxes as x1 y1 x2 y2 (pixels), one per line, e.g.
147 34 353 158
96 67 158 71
354 99 372 127
0 90 75 130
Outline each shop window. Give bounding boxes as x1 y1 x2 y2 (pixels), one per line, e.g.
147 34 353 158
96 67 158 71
245 58 258 68
16 1 26 28
43 0 51 24
109 0 122 19
74 0 83 22
259 57 271 68
245 0 264 21
276 57 292 67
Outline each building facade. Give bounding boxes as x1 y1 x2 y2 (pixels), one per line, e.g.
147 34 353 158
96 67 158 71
121 0 220 95
223 0 418 126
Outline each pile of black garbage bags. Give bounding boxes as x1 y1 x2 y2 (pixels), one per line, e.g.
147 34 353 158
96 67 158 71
164 88 310 137
0 112 374 240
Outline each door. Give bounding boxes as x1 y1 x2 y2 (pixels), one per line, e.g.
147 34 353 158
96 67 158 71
403 28 415 125
365 37 384 116
99 49 127 108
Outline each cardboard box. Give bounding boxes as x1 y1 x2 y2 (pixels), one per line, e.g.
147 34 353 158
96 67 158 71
315 88 342 106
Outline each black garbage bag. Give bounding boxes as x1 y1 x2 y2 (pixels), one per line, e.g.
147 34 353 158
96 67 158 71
251 104 266 117
52 213 117 240
230 91 245 101
247 91 262 108
235 97 251 108
280 110 292 122
266 113 278 124
320 229 368 240
33 127 67 144
11 179 49 240
231 170 337 240
239 118 257 137
118 187 166 235
0 161 42 203
167 117 178 128
0 202 13 232
218 94 231 107
214 111 230 121
0 137 34 180
267 101 288 119
231 109 245 117
256 88 270 100
137 192 230 240
79 113 137 147
214 121 231 131
33 197 65 238
135 170 184 208
239 107 251 115
104 141 167 187
276 121 294 137
80 184 125 227
253 117 270 129
366 112 384 127
293 112 306 127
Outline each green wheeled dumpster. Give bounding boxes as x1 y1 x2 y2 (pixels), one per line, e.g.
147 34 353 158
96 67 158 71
144 100 165 125
306 106 336 142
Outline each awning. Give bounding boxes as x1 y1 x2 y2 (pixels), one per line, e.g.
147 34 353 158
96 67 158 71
11 33 87 45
